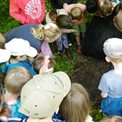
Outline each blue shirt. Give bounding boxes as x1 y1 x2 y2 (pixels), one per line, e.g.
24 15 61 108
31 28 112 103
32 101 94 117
4 24 42 52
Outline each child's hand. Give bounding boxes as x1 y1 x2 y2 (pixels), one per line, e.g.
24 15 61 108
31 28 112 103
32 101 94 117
70 29 77 33
39 56 54 74
0 107 11 118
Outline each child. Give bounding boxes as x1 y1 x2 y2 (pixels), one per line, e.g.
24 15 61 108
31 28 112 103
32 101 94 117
3 66 32 118
33 54 55 74
4 23 61 56
3 38 37 76
100 116 122 122
98 38 122 116
53 83 93 122
63 3 87 53
9 0 46 24
7 71 71 122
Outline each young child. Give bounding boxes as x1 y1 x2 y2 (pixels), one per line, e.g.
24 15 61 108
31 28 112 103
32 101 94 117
53 83 93 122
63 3 87 53
7 71 71 122
9 0 46 24
33 54 55 74
100 116 122 122
3 66 32 118
3 38 37 76
98 38 122 116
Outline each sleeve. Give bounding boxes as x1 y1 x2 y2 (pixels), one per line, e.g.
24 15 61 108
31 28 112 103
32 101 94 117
9 0 27 24
98 74 109 93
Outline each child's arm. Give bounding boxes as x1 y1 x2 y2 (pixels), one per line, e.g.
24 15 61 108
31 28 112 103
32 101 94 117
61 28 77 33
9 0 27 24
101 92 108 98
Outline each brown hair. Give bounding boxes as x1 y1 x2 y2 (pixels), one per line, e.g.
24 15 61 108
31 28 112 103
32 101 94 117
108 57 122 63
59 83 90 122
4 67 32 94
100 116 122 122
99 0 113 16
33 55 55 74
0 33 6 48
49 9 57 21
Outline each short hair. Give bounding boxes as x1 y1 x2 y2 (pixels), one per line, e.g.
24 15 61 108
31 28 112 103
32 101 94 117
33 55 55 74
100 116 122 122
99 0 113 16
49 9 57 21
70 7 83 20
4 67 32 94
56 15 72 29
59 83 90 122
0 33 5 48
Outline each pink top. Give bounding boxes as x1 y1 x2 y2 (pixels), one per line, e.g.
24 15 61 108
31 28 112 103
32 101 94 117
10 0 46 24
63 3 86 13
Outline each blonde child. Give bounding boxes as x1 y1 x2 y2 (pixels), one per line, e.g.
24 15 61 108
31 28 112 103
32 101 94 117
98 38 122 116
53 83 93 122
3 38 37 76
3 67 32 118
7 71 71 122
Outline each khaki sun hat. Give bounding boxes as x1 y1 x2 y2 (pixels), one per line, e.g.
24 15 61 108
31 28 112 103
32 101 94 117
19 71 71 119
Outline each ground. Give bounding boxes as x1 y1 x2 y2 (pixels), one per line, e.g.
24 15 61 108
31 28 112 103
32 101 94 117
70 53 113 104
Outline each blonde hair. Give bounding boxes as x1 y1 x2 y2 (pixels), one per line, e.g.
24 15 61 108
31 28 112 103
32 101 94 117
108 57 122 63
59 83 90 122
100 116 122 122
4 67 32 94
0 33 6 48
99 0 113 16
31 24 44 40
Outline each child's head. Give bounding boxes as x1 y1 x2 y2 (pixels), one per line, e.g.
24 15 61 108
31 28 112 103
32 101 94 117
4 67 32 95
31 23 61 43
33 55 55 74
100 116 122 122
0 33 6 48
19 71 71 119
98 0 113 16
49 9 57 21
59 83 90 122
56 15 72 28
70 7 83 20
113 10 122 32
5 38 37 60
103 38 122 63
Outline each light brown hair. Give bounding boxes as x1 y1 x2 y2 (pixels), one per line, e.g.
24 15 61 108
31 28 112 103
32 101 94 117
100 116 122 122
0 33 6 48
4 67 32 94
59 83 90 122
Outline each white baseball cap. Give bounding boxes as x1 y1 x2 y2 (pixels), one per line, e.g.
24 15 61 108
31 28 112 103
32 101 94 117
0 49 11 63
5 38 37 57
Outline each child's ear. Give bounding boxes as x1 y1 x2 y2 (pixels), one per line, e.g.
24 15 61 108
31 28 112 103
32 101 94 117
105 56 110 62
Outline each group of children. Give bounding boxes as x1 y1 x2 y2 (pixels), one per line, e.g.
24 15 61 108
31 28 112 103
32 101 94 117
0 0 122 121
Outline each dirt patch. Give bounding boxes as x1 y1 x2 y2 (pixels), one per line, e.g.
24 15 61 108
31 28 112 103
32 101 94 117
71 54 113 104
